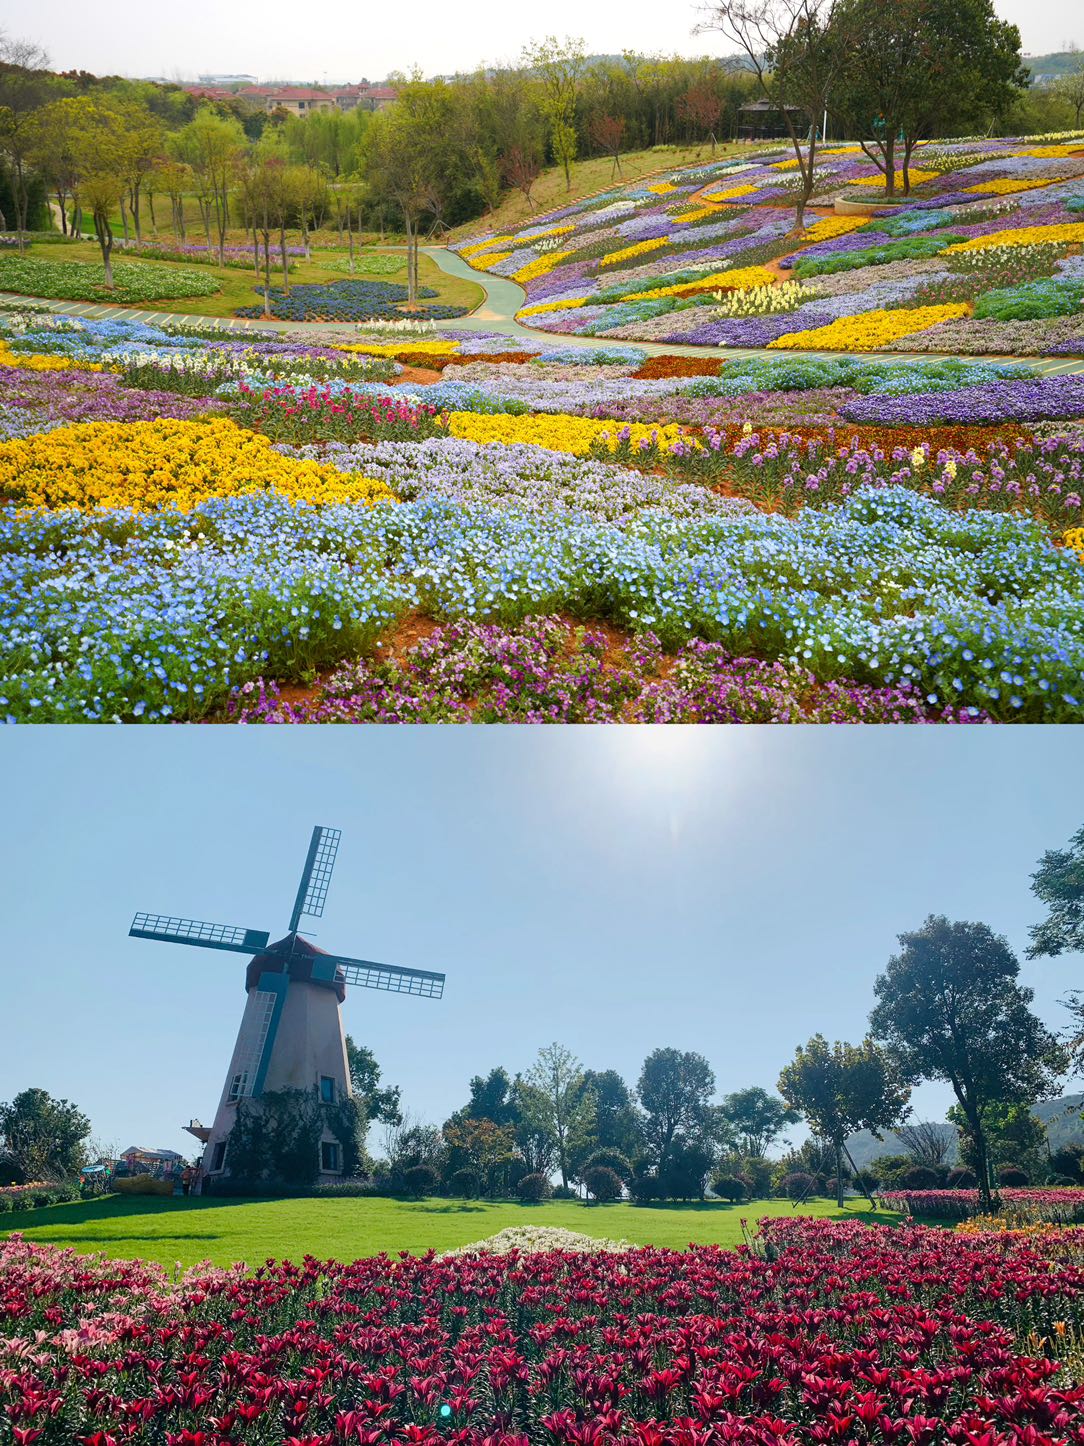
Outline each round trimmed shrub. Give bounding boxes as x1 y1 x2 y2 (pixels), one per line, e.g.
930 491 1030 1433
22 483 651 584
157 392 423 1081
629 1175 660 1203
581 1149 633 1182
997 1164 1029 1186
901 1165 941 1190
551 1184 577 1200
448 1168 478 1198
583 1165 623 1203
780 1172 816 1200
516 1172 552 1202
711 1173 747 1203
404 1164 438 1198
947 1167 977 1188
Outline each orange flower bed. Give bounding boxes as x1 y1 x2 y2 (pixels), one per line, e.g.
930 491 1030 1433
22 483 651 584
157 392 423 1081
391 349 541 370
631 355 726 380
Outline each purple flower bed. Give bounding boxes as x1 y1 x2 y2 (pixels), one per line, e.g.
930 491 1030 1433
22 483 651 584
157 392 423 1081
226 615 987 724
671 312 837 346
840 373 1084 426
0 369 224 438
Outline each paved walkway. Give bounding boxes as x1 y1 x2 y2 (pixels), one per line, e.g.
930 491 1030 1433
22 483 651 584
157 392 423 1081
5 245 1083 376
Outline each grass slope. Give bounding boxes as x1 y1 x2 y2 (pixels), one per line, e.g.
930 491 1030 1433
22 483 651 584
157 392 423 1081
447 142 764 240
1 1194 899 1269
7 241 484 318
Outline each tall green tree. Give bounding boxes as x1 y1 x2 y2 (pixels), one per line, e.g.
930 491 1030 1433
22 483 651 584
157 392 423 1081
870 915 1067 1208
1028 823 1084 1072
174 108 246 264
520 1042 593 1189
637 1047 716 1183
0 33 55 249
831 0 1024 194
522 36 586 191
344 1037 402 1132
0 1087 89 1184
719 1086 799 1158
778 1036 909 1205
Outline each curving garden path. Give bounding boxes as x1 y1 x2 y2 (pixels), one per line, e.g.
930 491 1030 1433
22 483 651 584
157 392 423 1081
4 243 1083 375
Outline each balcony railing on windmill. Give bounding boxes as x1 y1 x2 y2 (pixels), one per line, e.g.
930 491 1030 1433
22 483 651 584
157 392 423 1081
130 914 271 954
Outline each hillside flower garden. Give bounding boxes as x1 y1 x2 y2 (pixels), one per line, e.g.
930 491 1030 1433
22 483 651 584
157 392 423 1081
2 1216 1084 1445
2 135 1084 723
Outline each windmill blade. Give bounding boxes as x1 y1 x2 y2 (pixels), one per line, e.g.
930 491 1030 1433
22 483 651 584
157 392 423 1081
130 913 271 955
320 952 445 999
288 826 341 932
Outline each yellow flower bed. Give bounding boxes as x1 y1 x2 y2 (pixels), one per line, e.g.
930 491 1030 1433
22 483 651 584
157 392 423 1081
1065 527 1084 561
0 418 399 513
965 177 1067 195
334 341 460 357
472 251 514 271
0 341 101 372
460 235 516 258
517 297 588 317
647 181 679 194
513 252 573 284
672 206 723 224
771 158 800 170
701 183 757 202
621 265 779 303
819 146 863 156
599 237 670 267
846 168 938 188
768 303 970 352
797 216 869 246
444 411 695 457
1011 144 1084 158
944 223 1084 252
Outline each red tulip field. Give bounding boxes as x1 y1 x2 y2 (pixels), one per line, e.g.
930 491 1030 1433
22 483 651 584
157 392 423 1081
2 1216 1083 1446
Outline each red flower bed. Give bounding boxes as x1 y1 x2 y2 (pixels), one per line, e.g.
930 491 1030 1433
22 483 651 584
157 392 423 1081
2 1219 1084 1446
880 1188 1084 1223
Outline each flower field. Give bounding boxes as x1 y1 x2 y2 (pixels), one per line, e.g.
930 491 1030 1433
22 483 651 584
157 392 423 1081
2 293 1084 723
879 1188 1084 1223
2 1216 1084 1446
452 135 1084 355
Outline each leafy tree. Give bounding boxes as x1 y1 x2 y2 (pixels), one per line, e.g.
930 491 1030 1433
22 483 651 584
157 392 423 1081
677 80 724 154
463 1066 522 1127
831 0 1024 194
946 1099 1048 1185
442 1117 519 1196
521 1042 593 1189
719 1086 798 1157
1028 823 1084 960
895 1119 955 1166
870 915 1067 1208
174 108 245 263
344 1037 402 1131
1054 60 1084 129
580 1070 643 1158
380 1111 446 1187
660 1138 716 1200
778 1036 910 1206
522 36 586 191
637 1047 716 1182
57 96 142 287
583 1164 623 1202
589 113 625 178
0 1088 89 1184
0 33 55 249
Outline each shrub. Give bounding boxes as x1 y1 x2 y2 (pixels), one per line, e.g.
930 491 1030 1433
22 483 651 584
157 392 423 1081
404 1165 438 1198
712 1174 747 1203
780 1172 816 1200
551 1184 578 1200
998 1164 1029 1186
852 1169 880 1194
901 1165 942 1190
581 1149 633 1182
448 1168 479 1199
583 1166 623 1203
114 1174 174 1197
629 1176 660 1203
948 1167 978 1188
516 1173 552 1203
1050 1146 1084 1181
739 1157 774 1199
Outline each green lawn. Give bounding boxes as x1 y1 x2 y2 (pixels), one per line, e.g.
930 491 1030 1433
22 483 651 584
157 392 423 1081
15 240 484 318
1 1194 899 1270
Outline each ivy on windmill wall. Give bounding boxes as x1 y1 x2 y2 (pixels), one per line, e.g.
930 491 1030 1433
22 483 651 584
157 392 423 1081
215 1088 367 1192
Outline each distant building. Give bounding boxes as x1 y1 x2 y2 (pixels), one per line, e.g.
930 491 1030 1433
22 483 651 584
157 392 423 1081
198 73 257 85
262 88 337 116
181 81 398 115
117 1146 186 1179
332 83 398 112
737 100 808 141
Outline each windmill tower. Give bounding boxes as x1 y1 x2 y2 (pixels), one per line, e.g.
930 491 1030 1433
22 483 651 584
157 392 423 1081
129 827 445 1184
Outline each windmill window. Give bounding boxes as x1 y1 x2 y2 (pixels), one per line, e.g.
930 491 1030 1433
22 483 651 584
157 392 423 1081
319 1076 335 1103
320 1141 340 1172
228 1072 247 1103
210 1142 226 1172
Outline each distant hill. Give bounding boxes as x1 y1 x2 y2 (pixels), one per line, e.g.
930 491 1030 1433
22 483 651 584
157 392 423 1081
1024 50 1084 85
847 1094 1084 1168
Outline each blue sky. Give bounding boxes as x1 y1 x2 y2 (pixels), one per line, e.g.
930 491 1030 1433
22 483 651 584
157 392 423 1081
0 728 1079 1161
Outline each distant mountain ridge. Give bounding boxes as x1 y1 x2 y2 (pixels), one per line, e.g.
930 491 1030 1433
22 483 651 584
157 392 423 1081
846 1094 1084 1167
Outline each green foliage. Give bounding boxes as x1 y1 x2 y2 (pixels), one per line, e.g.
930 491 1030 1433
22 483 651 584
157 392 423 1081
711 1173 747 1203
404 1164 438 1197
794 235 965 279
0 1089 89 1185
226 1087 366 1189
0 254 218 301
1028 823 1084 960
719 1086 798 1157
871 915 1068 1205
516 1171 553 1201
583 1165 623 1203
637 1047 716 1182
974 278 1084 321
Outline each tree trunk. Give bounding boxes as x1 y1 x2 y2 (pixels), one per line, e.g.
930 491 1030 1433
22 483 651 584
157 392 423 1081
96 211 114 288
403 210 416 302
262 220 272 317
279 226 289 295
13 161 27 255
56 191 67 235
131 183 142 244
884 137 896 197
347 210 355 272
834 1137 844 1208
147 189 157 238
252 221 259 276
119 195 129 244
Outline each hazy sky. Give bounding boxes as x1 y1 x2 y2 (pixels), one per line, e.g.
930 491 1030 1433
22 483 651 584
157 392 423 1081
0 728 1079 1162
8 0 1080 83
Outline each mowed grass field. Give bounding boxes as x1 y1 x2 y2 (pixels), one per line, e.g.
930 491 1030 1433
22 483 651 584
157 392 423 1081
1 1194 900 1269
10 240 485 317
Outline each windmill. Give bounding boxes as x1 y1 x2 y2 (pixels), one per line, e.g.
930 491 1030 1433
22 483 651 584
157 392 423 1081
129 826 445 1183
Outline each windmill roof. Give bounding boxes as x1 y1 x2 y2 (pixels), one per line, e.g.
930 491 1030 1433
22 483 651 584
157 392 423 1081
246 933 346 1001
